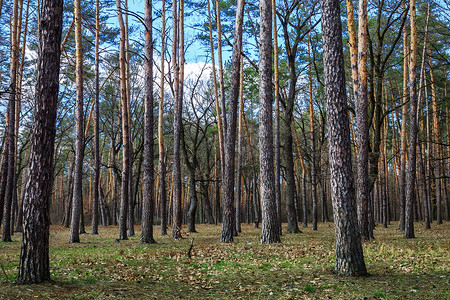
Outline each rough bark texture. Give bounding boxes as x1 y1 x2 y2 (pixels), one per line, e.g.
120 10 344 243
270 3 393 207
272 0 282 236
158 0 167 236
356 0 370 241
405 0 417 239
293 121 307 229
2 0 20 242
321 0 367 276
308 40 317 231
429 57 442 225
172 0 182 239
259 0 280 244
141 0 156 244
186 170 197 233
92 0 100 235
398 0 408 231
284 114 299 233
116 0 130 240
235 58 244 234
220 0 245 243
15 0 63 283
69 0 84 243
0 147 8 228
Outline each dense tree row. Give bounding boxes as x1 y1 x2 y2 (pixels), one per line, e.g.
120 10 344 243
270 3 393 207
0 0 448 283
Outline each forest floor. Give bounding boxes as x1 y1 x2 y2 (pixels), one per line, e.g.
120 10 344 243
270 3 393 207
0 221 449 299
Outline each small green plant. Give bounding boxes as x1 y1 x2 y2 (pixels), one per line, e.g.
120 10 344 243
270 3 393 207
374 291 386 298
304 284 315 292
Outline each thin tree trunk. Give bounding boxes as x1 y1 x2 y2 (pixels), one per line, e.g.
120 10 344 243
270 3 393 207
405 0 417 239
345 0 358 97
398 2 408 229
207 0 224 177
172 0 183 239
111 139 118 225
141 0 156 243
2 0 20 242
356 0 370 241
116 0 130 240
446 85 450 221
272 0 282 236
235 57 244 234
215 0 227 137
428 55 442 225
0 142 8 227
68 0 84 243
91 0 100 235
293 118 306 229
214 135 220 225
124 0 135 238
158 0 167 236
220 0 245 243
307 39 318 231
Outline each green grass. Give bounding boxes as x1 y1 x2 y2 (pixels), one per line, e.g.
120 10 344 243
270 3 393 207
0 222 449 299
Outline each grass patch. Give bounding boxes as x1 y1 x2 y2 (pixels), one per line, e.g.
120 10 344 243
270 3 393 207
0 222 448 299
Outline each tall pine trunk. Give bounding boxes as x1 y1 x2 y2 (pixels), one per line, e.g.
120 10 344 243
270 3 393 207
158 0 167 236
272 0 282 236
116 0 130 240
356 0 370 240
2 0 20 242
308 39 318 231
398 0 408 231
321 0 367 276
141 0 156 243
235 58 244 234
15 0 63 283
92 0 100 235
172 0 182 239
220 0 245 243
259 0 280 244
69 0 84 243
405 0 417 239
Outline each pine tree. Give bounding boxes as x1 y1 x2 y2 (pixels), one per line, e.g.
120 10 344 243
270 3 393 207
15 0 63 283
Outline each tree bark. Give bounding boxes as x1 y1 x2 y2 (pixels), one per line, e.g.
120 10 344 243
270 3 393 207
308 39 317 231
272 0 282 236
355 0 370 241
405 0 417 239
293 119 307 229
2 0 20 242
321 0 367 276
259 0 280 244
215 0 227 137
158 0 167 236
141 0 156 244
172 0 183 239
429 55 442 225
398 0 408 231
207 0 224 178
116 0 130 240
15 0 63 283
69 0 84 243
220 0 245 243
91 0 100 235
235 58 244 234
